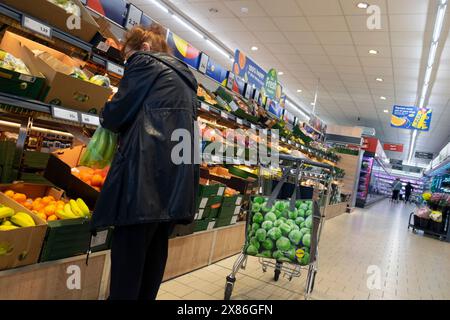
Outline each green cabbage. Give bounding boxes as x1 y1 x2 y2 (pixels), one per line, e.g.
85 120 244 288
261 221 273 231
255 228 267 242
276 236 291 251
262 238 274 250
288 230 303 245
264 212 277 223
252 212 264 224
280 223 292 236
250 237 260 250
246 245 258 255
267 227 282 241
295 217 305 226
302 233 311 247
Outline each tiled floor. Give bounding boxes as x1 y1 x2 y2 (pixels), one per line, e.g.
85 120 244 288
158 200 450 300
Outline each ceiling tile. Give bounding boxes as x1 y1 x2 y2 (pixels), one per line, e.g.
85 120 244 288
241 17 279 31
257 0 303 16
351 32 390 46
323 45 358 56
389 15 428 32
297 0 343 16
272 17 311 32
316 32 354 45
307 16 348 32
223 0 267 17
254 31 289 43
346 15 389 32
294 44 327 55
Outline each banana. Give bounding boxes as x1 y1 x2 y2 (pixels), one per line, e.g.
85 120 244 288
0 225 19 231
76 198 90 216
64 203 80 218
1 221 13 226
10 212 35 227
0 207 14 219
55 209 77 220
69 200 85 217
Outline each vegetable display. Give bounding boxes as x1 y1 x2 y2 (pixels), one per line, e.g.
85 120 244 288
245 196 314 265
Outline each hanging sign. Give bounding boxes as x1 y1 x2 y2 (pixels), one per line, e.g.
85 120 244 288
415 151 434 160
391 105 432 131
167 31 201 69
198 53 209 74
205 58 228 85
125 4 143 30
232 50 266 93
264 69 278 100
383 143 404 152
87 0 128 26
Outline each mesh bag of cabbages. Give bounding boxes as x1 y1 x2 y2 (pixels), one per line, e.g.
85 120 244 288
244 171 321 266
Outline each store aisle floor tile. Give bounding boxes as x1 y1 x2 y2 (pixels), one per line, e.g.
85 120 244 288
159 200 450 300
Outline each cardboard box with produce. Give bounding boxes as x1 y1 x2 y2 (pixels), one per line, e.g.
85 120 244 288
0 41 47 100
0 183 112 262
1 31 112 113
0 192 47 270
2 0 100 43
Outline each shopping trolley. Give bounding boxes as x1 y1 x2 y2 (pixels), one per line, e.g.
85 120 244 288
224 154 334 300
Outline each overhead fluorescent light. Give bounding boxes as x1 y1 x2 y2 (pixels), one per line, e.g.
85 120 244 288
206 39 231 59
376 78 383 82
297 89 302 93
172 14 204 39
380 96 386 100
149 0 169 14
433 4 447 42
357 2 369 9
251 46 258 51
424 66 433 84
383 109 389 113
368 49 378 55
428 42 439 67
408 130 419 162
278 71 284 75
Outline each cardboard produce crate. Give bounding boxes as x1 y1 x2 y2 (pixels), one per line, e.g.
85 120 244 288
1 32 111 113
0 193 47 270
0 183 111 262
44 145 99 208
2 0 100 43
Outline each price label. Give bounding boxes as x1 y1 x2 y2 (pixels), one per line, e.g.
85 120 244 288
200 103 210 112
296 143 300 148
229 101 239 112
22 16 51 38
288 140 292 145
107 61 124 77
232 158 242 165
220 111 228 119
125 4 143 30
198 53 209 74
281 137 286 142
90 230 108 248
236 118 243 125
211 155 221 163
81 113 100 126
52 106 79 123
262 129 268 135
250 124 256 130
96 41 111 53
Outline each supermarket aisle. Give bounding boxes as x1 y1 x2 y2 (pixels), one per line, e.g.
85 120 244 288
158 200 450 300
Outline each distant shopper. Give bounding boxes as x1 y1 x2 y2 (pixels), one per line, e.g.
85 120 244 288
92 25 199 300
405 182 414 203
391 178 402 203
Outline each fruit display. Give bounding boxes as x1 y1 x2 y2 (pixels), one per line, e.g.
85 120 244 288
71 166 110 192
0 50 31 75
245 197 314 265
197 84 218 106
3 190 90 222
47 0 80 16
0 205 36 230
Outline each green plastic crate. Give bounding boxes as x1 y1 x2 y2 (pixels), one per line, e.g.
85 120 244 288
214 215 239 228
0 67 47 100
40 218 113 262
194 219 216 233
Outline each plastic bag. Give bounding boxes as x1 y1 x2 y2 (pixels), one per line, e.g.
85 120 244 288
430 210 443 223
415 206 431 219
79 126 118 169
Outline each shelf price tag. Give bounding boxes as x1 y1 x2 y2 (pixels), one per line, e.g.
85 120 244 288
250 124 256 130
211 155 221 163
125 4 143 30
107 61 124 77
22 16 52 38
220 111 228 119
81 113 100 126
296 143 300 148
236 118 243 125
200 103 209 112
288 140 292 144
51 106 79 123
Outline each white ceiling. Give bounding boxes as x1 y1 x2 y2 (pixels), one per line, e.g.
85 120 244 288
130 0 450 163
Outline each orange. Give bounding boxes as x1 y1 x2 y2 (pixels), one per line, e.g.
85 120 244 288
35 197 42 203
4 190 15 198
80 172 93 183
44 205 56 217
91 174 104 187
93 187 101 192
33 202 45 212
36 212 47 222
47 195 55 201
238 51 246 69
13 193 27 203
24 200 33 210
47 215 58 222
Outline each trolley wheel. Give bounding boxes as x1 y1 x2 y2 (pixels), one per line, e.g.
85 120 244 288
224 282 234 300
274 268 281 281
